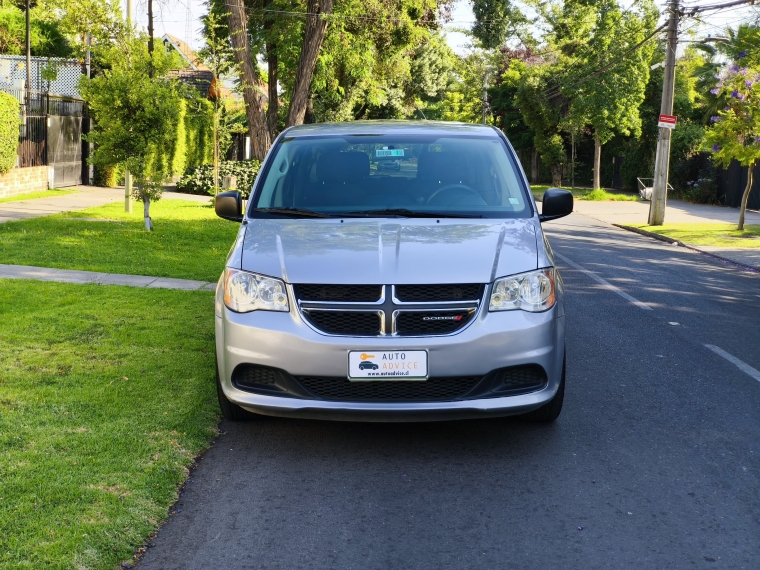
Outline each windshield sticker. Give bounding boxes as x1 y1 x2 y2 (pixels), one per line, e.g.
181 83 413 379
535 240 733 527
376 149 404 158
509 198 520 204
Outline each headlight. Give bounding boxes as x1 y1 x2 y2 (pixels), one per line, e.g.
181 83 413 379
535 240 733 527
223 268 289 313
489 268 556 313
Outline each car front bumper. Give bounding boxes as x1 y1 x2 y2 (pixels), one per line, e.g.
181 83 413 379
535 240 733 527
216 292 565 422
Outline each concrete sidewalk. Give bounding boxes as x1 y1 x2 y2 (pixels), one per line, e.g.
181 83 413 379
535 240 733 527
0 264 217 291
573 197 760 225
0 186 211 223
567 198 760 271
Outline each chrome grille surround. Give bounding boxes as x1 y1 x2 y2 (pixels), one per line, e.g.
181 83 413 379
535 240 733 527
293 284 485 337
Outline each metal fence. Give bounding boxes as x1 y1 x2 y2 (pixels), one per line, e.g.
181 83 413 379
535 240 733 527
3 88 85 186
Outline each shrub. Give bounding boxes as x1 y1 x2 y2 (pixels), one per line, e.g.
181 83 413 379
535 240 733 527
672 161 720 204
93 163 122 187
177 160 261 198
0 91 19 175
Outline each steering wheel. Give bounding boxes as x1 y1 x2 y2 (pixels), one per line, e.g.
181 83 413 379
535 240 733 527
426 184 484 206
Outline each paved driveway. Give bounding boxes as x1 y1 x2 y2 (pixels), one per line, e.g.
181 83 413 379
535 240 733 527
138 213 760 569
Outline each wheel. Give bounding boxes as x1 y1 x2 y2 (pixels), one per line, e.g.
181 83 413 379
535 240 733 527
216 358 256 421
519 353 565 423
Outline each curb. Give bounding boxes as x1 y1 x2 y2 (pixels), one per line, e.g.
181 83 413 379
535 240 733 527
613 224 760 273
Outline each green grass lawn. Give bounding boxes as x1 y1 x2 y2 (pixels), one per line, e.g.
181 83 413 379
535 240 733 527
0 189 76 204
627 223 760 248
0 280 218 569
531 185 639 202
0 199 238 282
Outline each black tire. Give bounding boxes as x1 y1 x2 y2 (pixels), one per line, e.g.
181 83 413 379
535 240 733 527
216 359 256 421
519 353 565 423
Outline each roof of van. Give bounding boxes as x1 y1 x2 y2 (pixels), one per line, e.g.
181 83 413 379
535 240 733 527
283 121 501 137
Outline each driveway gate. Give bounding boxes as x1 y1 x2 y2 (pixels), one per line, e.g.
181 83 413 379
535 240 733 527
47 97 83 188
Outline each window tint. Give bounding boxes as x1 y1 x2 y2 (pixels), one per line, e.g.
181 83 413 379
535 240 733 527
252 134 531 218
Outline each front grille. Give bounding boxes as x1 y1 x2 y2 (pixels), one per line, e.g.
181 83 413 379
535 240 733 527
492 365 547 393
303 310 381 336
232 364 277 389
295 284 382 302
297 376 481 401
394 284 483 302
395 310 474 336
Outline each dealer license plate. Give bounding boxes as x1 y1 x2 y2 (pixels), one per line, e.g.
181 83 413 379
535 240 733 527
348 350 428 381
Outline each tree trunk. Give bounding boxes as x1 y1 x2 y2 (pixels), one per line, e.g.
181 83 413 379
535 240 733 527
143 197 153 231
305 96 316 124
531 148 539 184
266 42 278 141
286 0 334 127
593 130 601 190
551 164 562 187
571 132 575 190
738 162 755 231
226 0 270 159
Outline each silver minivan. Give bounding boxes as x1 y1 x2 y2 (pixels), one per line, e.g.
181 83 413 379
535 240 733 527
213 121 572 422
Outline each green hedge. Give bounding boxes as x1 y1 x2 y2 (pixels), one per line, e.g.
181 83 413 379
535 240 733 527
113 97 214 187
0 92 19 175
177 160 261 198
145 97 214 180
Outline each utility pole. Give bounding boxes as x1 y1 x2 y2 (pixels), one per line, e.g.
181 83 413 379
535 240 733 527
648 0 680 226
124 0 134 213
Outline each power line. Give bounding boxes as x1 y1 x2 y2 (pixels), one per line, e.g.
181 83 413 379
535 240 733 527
686 0 756 14
544 22 668 100
536 2 670 101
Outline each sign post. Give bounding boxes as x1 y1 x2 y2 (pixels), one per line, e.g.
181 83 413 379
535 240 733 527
648 0 680 226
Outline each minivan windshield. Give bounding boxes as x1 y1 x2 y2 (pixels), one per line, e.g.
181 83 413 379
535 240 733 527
250 134 532 218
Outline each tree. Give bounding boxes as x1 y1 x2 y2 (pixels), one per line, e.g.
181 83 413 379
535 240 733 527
286 0 334 126
512 62 566 186
471 0 525 50
215 0 448 154
81 35 185 230
199 10 237 195
705 63 760 230
225 0 270 160
24 0 124 58
563 0 658 189
0 5 71 56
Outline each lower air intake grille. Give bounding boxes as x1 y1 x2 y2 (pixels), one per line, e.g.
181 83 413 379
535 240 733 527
303 310 381 336
295 284 382 302
395 310 474 335
232 364 278 389
395 284 483 302
296 376 481 401
492 365 547 394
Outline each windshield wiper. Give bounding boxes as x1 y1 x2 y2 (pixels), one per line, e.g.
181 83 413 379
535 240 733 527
252 207 332 219
338 208 482 219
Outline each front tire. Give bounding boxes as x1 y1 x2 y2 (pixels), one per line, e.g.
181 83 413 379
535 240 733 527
216 359 256 421
519 353 565 423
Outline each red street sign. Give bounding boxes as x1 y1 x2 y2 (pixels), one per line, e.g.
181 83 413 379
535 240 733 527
658 114 677 129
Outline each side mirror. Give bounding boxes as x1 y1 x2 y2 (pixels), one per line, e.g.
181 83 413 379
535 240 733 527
539 188 573 222
215 191 243 222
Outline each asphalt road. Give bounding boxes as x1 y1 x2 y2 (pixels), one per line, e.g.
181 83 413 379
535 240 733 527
138 213 760 569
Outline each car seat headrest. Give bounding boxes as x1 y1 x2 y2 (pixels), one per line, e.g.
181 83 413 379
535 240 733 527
316 151 369 184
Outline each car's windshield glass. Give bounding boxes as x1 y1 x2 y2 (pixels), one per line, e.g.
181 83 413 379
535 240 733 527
250 134 531 218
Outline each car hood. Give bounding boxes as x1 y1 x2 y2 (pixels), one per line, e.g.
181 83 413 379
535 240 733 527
239 218 538 284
